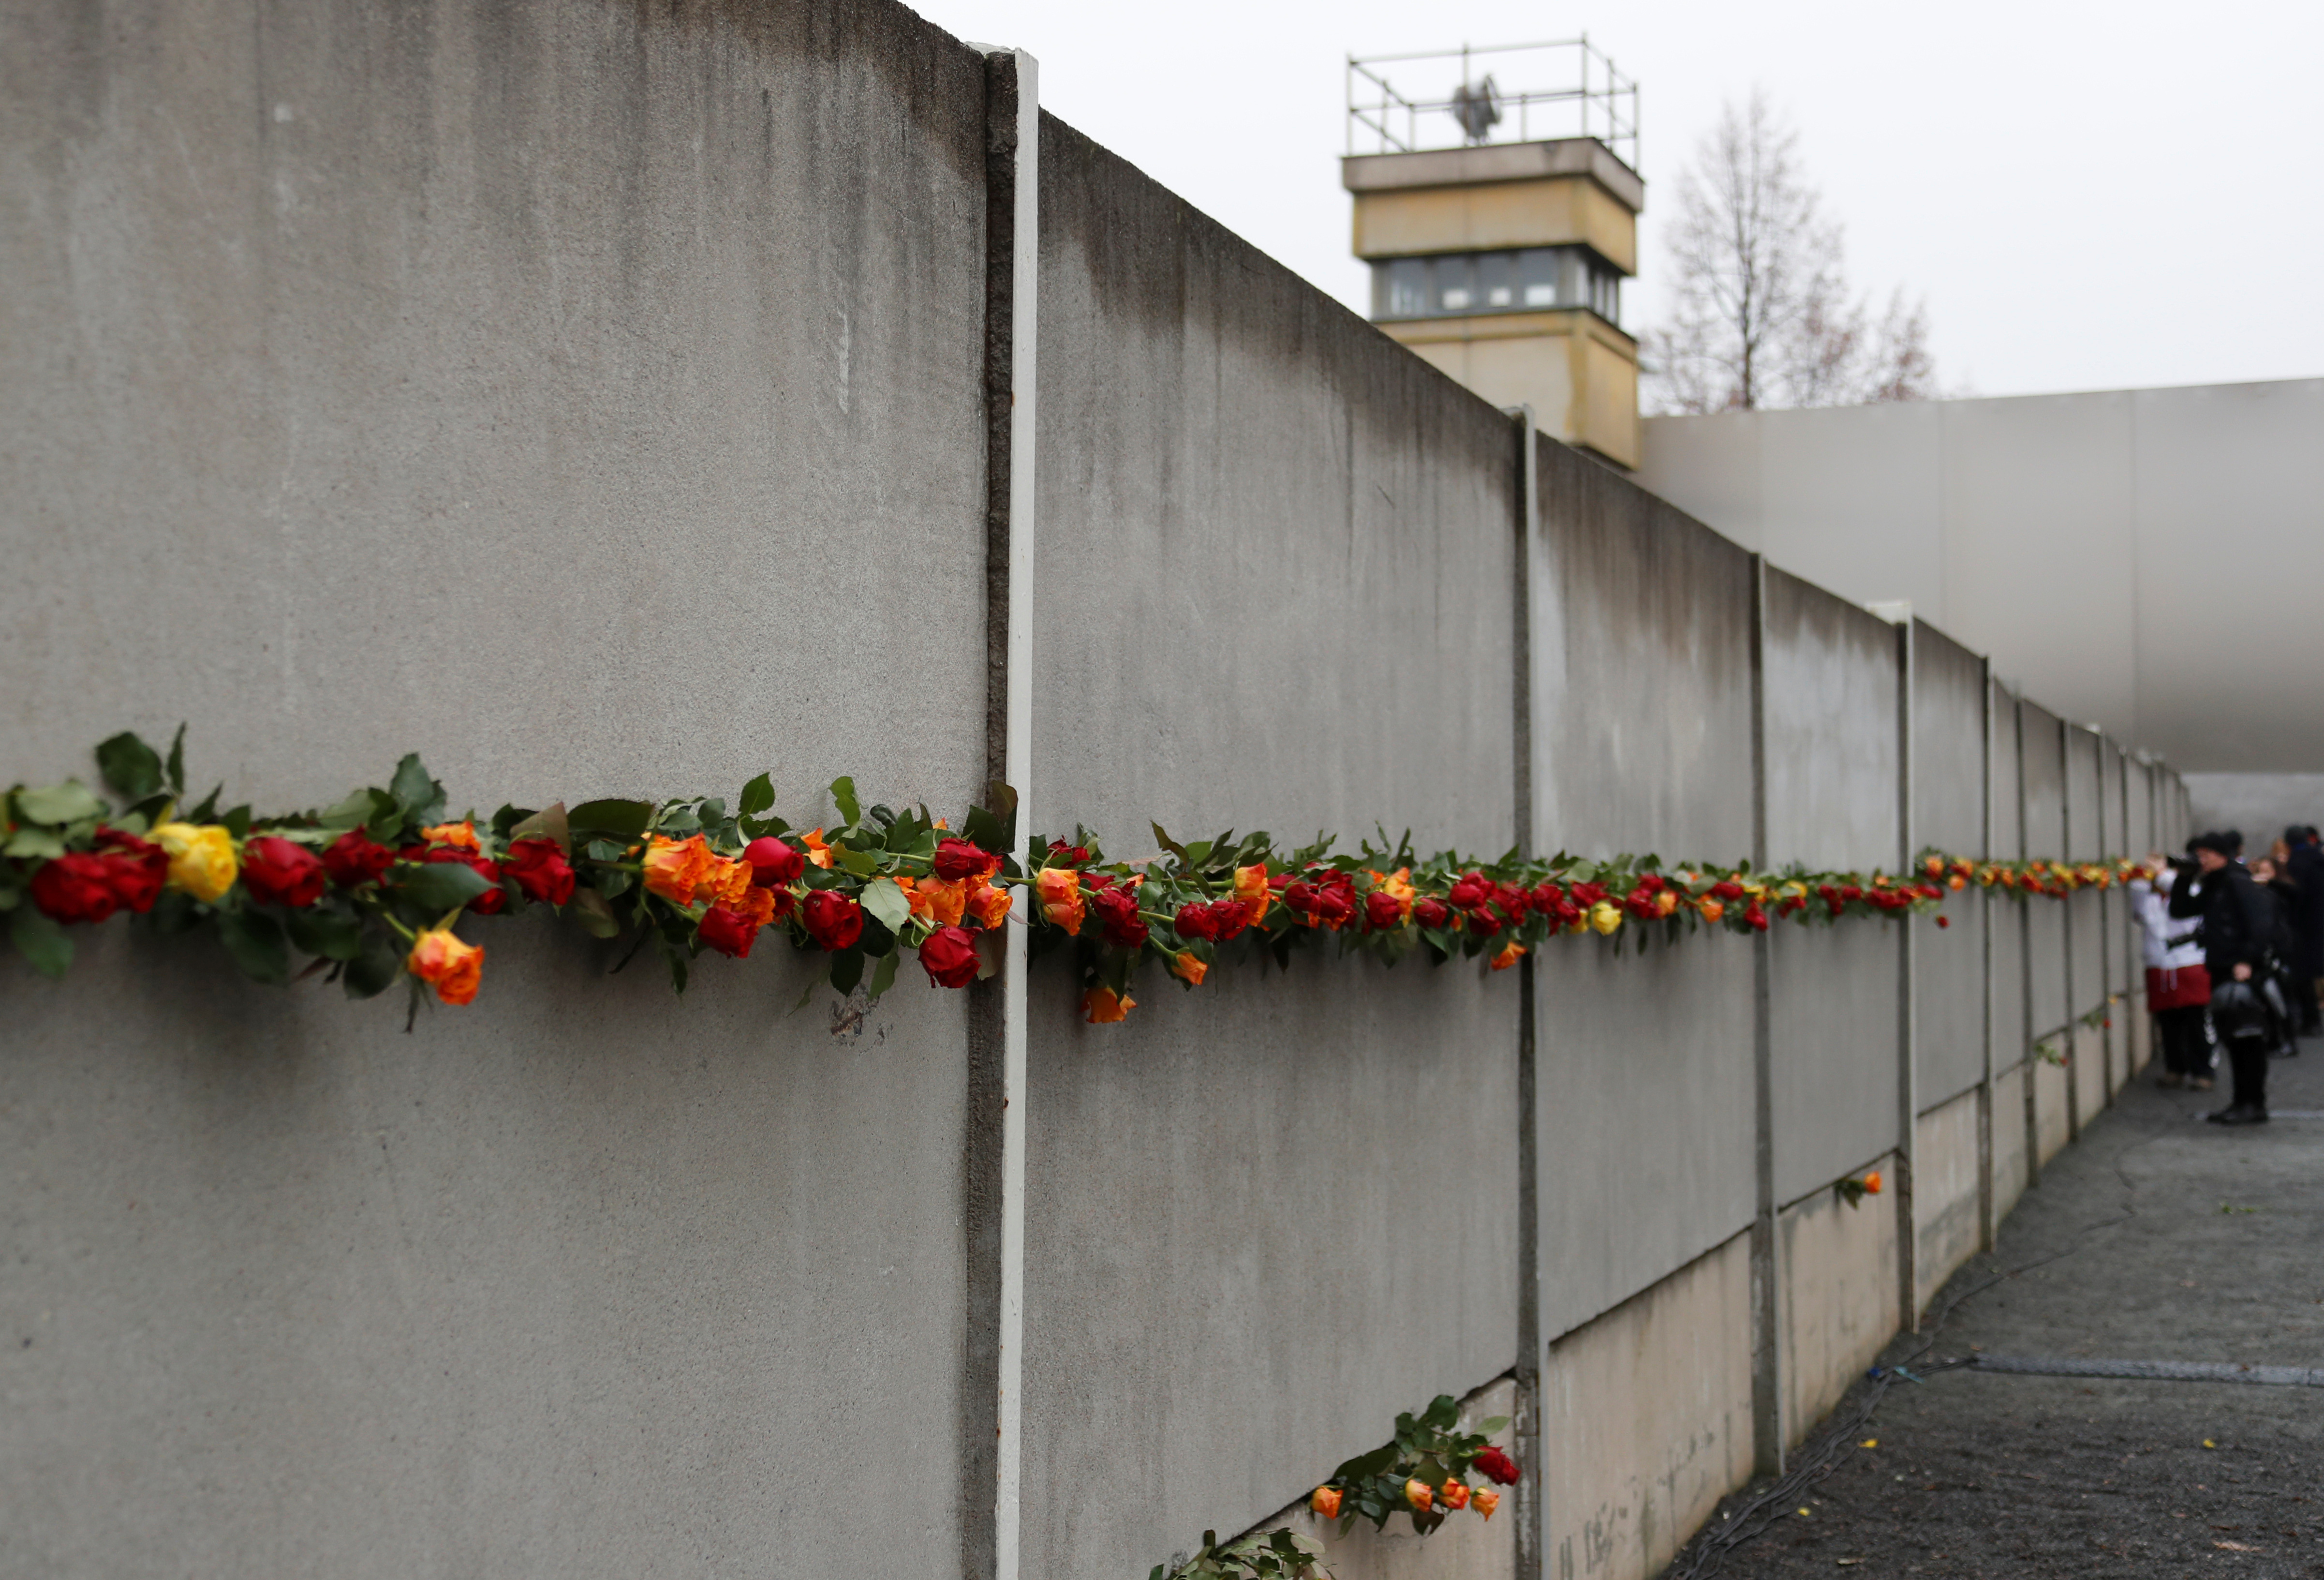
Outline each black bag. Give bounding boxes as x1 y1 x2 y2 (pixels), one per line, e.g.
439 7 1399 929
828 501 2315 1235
2210 979 2271 1043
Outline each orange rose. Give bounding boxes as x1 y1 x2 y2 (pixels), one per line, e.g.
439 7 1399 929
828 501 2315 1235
966 876 1013 930
1698 897 1727 924
1170 952 1208 986
1490 941 1526 971
1381 866 1417 918
1311 1485 1343 1520
642 834 715 904
419 821 481 852
1864 1170 1883 1195
801 829 836 869
406 927 484 1006
1082 986 1134 1023
1233 864 1273 929
1405 1478 1433 1514
919 876 967 927
1948 873 1966 890
892 875 936 923
1439 1480 1471 1511
698 853 753 909
732 885 779 927
1472 1489 1500 1520
1654 889 1680 917
1037 868 1085 935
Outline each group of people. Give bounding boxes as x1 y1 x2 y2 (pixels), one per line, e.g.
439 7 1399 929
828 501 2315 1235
2132 825 2324 1124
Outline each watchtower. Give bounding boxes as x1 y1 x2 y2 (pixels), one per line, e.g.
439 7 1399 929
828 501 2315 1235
1344 42 1643 468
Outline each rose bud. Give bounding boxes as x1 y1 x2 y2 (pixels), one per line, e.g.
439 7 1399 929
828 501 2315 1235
932 837 997 882
744 835 806 887
697 904 761 959
1467 909 1504 937
1091 884 1148 949
1364 889 1405 932
1936 914 1951 928
1447 872 1492 910
1169 951 1207 986
1490 941 1526 970
1310 1486 1343 1521
405 927 484 1005
1311 884 1356 929
1036 868 1085 936
1472 1489 1500 1521
323 828 396 889
1081 985 1135 1023
502 836 577 906
1439 1480 1471 1511
1745 904 1769 931
93 828 169 913
1590 901 1622 935
1174 901 1217 941
1840 884 1864 903
240 835 328 909
1206 897 1251 942
1282 880 1318 917
1863 1170 1883 1195
1405 1479 1434 1514
1530 881 1565 911
1412 896 1452 930
802 889 865 952
918 924 980 988
965 876 1013 931
151 821 239 903
417 821 481 852
1232 865 1273 929
1711 879 1745 901
1474 1446 1521 1485
30 852 120 924
1698 898 1727 924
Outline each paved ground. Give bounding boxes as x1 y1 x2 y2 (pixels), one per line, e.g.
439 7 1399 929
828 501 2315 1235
1668 1036 2324 1580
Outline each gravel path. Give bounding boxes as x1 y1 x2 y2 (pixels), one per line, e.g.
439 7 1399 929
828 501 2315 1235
1665 1037 2324 1580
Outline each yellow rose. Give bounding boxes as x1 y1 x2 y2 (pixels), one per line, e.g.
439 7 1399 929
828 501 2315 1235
1589 901 1622 935
151 822 238 902
406 927 485 1006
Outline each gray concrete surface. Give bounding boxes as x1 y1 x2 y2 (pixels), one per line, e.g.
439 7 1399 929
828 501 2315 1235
1673 1038 2324 1580
1022 112 1523 1580
2022 703 2071 1040
2186 773 2324 846
1639 380 2324 775
1914 623 1987 1109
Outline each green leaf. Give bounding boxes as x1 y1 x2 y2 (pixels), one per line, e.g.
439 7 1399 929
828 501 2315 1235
284 905 363 961
15 780 105 826
828 945 865 997
829 775 861 828
388 753 442 821
164 724 186 795
1151 822 1188 860
217 909 290 984
567 798 653 842
4 825 66 861
865 948 898 1002
9 908 73 979
859 877 913 933
393 862 491 912
509 801 571 854
571 887 621 939
833 846 879 878
221 805 252 840
343 931 402 999
738 772 774 820
96 732 164 801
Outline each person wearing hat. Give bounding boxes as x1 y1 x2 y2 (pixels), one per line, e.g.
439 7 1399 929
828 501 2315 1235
2284 824 2324 1036
2132 854 2214 1088
2169 832 2280 1123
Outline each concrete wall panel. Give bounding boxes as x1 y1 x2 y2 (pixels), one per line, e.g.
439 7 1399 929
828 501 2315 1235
1025 115 1522 1578
1990 686 2028 1075
2022 703 2070 1038
1991 1062 2030 1222
1912 1088 1982 1315
2034 1056 2072 1165
1915 623 1987 1105
1780 1155 1901 1446
1542 1236 1755 1580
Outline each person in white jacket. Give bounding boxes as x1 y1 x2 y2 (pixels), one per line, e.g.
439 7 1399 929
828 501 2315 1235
2133 854 2215 1089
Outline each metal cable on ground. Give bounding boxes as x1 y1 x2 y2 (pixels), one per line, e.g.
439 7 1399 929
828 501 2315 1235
1664 1130 2155 1580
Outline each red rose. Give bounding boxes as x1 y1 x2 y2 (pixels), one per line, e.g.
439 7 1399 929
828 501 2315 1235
1746 904 1769 931
1364 890 1404 931
1174 901 1217 941
94 828 168 913
324 828 396 889
502 836 577 905
803 889 864 952
1474 1446 1521 1486
1091 885 1149 949
1447 872 1492 910
1413 896 1452 929
744 835 805 887
241 836 327 909
933 838 998 882
1840 885 1863 903
919 924 979 988
1569 881 1607 907
31 852 119 924
1529 881 1565 911
1206 897 1251 942
1311 883 1357 929
416 846 506 915
1468 909 1504 936
1556 899 1583 925
697 904 760 958
1711 879 1745 901
1625 885 1659 919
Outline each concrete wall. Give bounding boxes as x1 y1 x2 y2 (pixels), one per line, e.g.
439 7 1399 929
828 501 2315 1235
0 6 2194 1580
1639 380 2324 775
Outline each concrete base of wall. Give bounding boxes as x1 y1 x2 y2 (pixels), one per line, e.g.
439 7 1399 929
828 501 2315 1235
2129 992 2152 1074
2034 1055 2072 1165
1992 1062 2030 1222
1278 1379 1519 1580
1540 1235 1755 1580
1913 1090 1982 1315
1780 1158 1901 1442
2072 1024 2107 1130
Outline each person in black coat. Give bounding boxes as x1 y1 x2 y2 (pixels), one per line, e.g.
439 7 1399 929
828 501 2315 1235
2283 825 2324 1034
2170 831 2280 1123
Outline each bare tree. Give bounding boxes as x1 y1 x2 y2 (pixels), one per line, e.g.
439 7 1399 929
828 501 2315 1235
1644 91 1939 413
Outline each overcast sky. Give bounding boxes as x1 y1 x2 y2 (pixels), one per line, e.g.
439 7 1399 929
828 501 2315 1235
913 0 2324 400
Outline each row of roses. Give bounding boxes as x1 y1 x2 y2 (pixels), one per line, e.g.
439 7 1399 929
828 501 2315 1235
1148 1396 1521 1580
2 733 2153 1025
